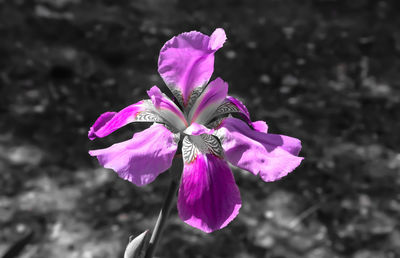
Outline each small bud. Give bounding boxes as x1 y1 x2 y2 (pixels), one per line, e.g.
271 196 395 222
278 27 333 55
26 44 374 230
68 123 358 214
124 230 150 258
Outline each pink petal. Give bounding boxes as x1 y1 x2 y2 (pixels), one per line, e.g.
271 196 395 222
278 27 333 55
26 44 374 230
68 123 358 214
215 117 303 182
147 86 188 130
214 97 268 133
158 28 226 107
211 96 254 126
226 96 251 121
88 100 160 140
88 112 117 140
251 121 268 133
89 124 178 186
209 28 227 50
188 77 228 125
178 153 241 233
183 123 215 136
217 96 268 133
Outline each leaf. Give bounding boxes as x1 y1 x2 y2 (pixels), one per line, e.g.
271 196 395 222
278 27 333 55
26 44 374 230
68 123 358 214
123 230 150 258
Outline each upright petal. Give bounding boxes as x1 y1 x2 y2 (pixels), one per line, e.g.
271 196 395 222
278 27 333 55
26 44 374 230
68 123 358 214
147 86 188 131
88 100 162 140
178 152 241 233
89 124 179 186
211 96 251 124
158 28 226 107
211 96 268 132
214 117 303 182
188 77 228 125
226 96 251 121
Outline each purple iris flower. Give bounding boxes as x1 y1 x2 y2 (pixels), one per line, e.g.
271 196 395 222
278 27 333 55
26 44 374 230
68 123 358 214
89 28 303 233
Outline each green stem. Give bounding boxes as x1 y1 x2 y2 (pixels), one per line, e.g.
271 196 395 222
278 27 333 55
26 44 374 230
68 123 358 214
145 161 181 258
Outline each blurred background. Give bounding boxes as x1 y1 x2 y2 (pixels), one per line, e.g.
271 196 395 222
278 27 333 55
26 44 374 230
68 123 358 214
1 0 400 257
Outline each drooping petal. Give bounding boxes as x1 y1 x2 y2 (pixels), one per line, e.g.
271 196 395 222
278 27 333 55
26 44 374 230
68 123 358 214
188 77 228 125
251 120 268 133
214 117 303 182
89 124 179 186
88 100 163 140
181 135 224 164
178 152 241 233
158 28 226 107
88 112 116 140
147 86 188 131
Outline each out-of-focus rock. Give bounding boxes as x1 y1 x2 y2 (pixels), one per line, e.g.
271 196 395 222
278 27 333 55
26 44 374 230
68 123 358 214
7 145 44 166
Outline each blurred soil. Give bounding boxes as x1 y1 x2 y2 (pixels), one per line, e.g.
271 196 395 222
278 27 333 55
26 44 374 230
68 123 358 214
0 0 400 257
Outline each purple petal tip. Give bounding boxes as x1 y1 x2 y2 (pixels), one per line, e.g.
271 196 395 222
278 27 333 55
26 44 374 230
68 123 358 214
209 28 227 51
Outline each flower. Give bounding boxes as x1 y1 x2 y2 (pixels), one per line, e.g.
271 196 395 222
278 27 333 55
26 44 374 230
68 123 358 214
88 28 303 233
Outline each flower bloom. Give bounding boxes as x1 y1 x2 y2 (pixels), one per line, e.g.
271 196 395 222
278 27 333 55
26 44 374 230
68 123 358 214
89 28 303 233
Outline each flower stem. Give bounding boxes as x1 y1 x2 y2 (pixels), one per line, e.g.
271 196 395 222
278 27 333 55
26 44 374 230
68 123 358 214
145 158 181 258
